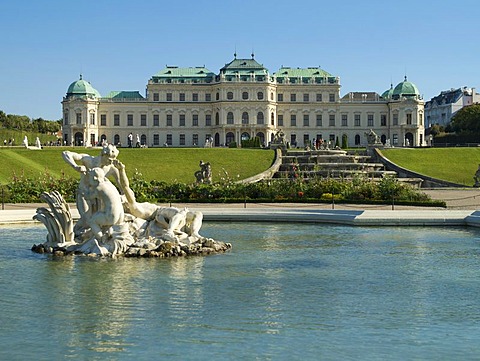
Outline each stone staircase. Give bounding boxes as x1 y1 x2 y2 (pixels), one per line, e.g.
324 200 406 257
272 149 423 187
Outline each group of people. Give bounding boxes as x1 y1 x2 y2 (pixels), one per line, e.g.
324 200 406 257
127 133 142 148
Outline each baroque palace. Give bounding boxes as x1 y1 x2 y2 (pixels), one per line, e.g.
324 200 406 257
62 54 425 148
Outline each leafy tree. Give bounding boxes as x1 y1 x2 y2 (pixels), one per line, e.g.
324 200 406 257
450 104 480 133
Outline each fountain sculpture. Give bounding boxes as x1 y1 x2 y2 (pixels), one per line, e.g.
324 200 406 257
32 144 231 257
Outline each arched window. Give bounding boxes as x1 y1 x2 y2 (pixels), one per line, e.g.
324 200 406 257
141 134 147 145
216 92 220 100
242 112 249 125
256 132 265 146
241 132 250 141
271 112 275 125
227 112 234 124
227 92 233 100
215 112 220 125
270 92 274 100
354 134 361 145
226 132 235 146
257 112 264 125
257 92 264 100
242 92 249 100
114 134 120 145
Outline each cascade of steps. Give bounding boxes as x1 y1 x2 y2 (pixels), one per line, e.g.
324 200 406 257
272 149 422 187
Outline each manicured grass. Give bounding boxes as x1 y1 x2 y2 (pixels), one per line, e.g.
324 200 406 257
381 148 480 186
0 147 275 184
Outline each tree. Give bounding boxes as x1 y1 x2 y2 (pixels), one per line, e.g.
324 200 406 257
450 104 480 133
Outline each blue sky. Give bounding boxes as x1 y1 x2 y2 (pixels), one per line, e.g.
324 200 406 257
1 0 479 120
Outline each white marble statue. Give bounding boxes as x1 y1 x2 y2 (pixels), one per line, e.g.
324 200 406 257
23 136 28 148
35 137 41 149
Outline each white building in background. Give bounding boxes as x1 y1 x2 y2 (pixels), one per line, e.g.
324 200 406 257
62 55 425 148
425 87 479 127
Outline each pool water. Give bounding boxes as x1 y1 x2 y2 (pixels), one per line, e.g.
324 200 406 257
1 223 480 360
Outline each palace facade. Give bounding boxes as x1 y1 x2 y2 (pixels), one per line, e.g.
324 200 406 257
62 55 425 148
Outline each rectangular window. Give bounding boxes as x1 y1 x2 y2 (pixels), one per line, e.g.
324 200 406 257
192 93 198 102
419 113 423 126
291 114 297 127
100 114 106 126
166 134 172 146
179 114 185 126
166 114 172 127
303 114 309 127
406 113 412 125
368 114 374 127
76 113 82 125
179 93 185 101
316 93 322 102
153 114 159 126
316 114 322 126
277 93 283 102
278 114 284 127
342 114 348 127
205 114 211 126
303 133 309 146
192 114 198 126
179 134 185 145
393 113 398 126
329 114 335 126
393 133 398 145
290 93 296 102
114 114 120 126
205 93 211 101
329 93 335 102
193 134 198 146
291 134 297 146
141 114 147 126
166 93 172 101
64 113 69 125
354 114 361 127
90 113 95 125
153 93 159 101
303 93 309 102
127 114 133 126
381 114 387 126
153 134 159 146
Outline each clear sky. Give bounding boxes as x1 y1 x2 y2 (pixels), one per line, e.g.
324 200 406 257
1 0 479 120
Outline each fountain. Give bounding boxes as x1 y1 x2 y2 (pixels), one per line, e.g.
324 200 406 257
31 144 231 257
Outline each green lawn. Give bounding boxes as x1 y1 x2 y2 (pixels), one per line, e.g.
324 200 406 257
0 147 275 184
381 148 480 186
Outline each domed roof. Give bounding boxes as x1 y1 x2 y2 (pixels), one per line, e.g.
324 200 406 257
381 84 394 99
66 75 101 98
392 76 420 99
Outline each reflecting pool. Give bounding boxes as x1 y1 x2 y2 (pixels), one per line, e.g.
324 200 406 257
1 223 480 360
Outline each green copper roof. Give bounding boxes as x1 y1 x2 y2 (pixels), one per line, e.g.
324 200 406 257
274 66 336 84
104 91 144 99
220 57 269 76
381 84 394 99
66 75 101 98
152 66 215 81
392 76 420 99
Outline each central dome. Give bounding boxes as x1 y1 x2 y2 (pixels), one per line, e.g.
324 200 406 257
66 75 101 98
392 76 420 99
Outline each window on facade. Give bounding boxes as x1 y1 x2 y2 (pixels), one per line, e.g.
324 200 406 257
114 134 120 145
277 93 283 102
76 113 82 125
141 134 146 145
141 114 147 126
381 114 387 126
192 93 198 102
179 93 185 101
179 114 185 126
355 134 361 145
257 112 264 125
100 114 106 126
153 114 159 126
393 113 398 126
227 112 234 124
354 114 361 127
304 134 310 146
291 134 297 146
368 114 374 127
166 93 172 101
291 114 297 127
193 134 199 146
270 92 274 100
216 92 220 100
257 92 264 100
90 113 95 125
316 114 322 126
271 112 275 125
153 93 159 101
329 114 335 126
193 114 199 126
406 113 412 125
242 112 249 125
342 114 348 127
205 114 211 126
166 134 172 146
180 134 185 145
419 113 423 126
303 93 309 102
153 134 159 146
329 93 335 102
166 114 172 127
393 134 398 145
114 114 120 126
227 92 233 100
64 113 69 125
127 114 133 126
278 114 284 126
290 93 296 102
316 93 322 102
303 114 309 127
242 92 248 100
205 93 211 101
215 112 220 125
